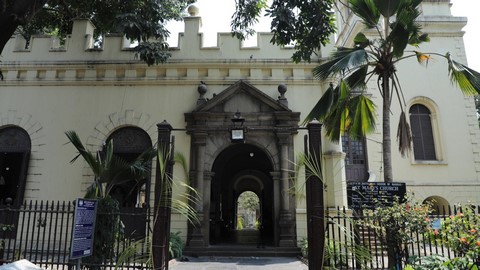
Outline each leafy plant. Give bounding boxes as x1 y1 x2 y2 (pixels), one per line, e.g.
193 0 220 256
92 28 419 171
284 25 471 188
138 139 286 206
169 231 184 259
0 224 13 259
66 130 156 270
425 204 480 267
406 254 479 270
65 130 156 200
293 151 372 269
84 197 122 270
237 215 244 230
359 195 432 269
114 151 198 270
300 237 308 258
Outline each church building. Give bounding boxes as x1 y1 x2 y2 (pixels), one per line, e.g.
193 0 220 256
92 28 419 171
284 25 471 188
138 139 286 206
0 0 478 253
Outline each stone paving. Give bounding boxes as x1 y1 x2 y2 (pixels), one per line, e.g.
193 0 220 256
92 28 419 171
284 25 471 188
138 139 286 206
169 256 308 270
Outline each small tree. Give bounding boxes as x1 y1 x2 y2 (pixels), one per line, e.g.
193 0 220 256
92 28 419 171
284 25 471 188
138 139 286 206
420 204 480 268
304 0 480 182
66 131 156 269
359 196 432 269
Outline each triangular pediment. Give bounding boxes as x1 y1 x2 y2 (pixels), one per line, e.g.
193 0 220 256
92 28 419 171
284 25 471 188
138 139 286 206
194 80 291 113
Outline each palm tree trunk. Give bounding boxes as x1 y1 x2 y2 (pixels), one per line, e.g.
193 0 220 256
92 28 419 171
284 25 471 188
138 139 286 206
383 74 393 182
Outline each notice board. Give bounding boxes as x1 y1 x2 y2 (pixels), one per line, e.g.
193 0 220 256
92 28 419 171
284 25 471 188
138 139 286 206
70 198 97 260
347 182 406 209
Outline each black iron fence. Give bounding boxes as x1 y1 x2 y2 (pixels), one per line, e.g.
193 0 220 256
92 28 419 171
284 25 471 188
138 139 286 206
324 206 475 269
0 200 154 270
0 201 476 269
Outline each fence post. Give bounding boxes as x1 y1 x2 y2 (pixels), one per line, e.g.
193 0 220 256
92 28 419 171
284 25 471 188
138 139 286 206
153 121 173 270
306 120 325 269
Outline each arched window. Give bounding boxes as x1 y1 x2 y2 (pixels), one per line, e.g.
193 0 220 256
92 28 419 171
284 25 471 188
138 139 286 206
0 126 31 238
104 126 152 239
0 126 31 206
409 104 436 160
105 127 152 208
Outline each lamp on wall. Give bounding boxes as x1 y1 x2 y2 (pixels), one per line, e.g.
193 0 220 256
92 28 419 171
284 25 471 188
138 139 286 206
231 111 245 143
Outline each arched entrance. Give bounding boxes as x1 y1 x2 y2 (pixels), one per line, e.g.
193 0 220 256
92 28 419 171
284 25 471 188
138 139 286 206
0 126 31 206
184 80 301 254
104 126 152 239
210 144 274 246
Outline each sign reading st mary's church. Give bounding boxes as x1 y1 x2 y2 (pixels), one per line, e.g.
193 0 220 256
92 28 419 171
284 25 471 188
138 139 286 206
347 182 406 209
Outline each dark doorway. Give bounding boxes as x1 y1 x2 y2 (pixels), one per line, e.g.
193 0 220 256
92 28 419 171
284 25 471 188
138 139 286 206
105 127 152 239
0 126 31 238
210 144 274 246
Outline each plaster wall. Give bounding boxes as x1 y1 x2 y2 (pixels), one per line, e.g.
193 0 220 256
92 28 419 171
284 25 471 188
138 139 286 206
1 0 479 243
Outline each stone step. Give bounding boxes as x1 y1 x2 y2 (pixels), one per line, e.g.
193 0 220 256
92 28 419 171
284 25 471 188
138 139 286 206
184 245 302 257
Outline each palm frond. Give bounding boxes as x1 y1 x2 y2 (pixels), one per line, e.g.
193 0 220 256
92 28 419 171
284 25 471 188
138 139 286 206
303 151 324 183
446 53 480 95
174 152 190 184
349 94 377 138
354 32 370 48
65 131 102 176
322 81 352 141
302 83 336 125
388 0 423 58
313 47 369 80
344 65 369 90
349 0 381 28
396 111 412 157
373 0 401 18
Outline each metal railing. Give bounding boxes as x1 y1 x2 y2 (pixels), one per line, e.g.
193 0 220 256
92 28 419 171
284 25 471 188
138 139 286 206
0 200 153 270
1 201 477 269
324 206 474 269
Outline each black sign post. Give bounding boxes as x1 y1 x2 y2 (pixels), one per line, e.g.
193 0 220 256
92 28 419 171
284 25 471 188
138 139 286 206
70 198 97 270
347 182 406 209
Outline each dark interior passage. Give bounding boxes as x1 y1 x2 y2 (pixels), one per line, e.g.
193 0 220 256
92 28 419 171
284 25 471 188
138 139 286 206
210 143 274 246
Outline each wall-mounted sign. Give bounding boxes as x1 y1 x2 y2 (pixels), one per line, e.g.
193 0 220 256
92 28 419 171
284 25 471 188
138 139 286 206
347 182 406 209
70 198 97 260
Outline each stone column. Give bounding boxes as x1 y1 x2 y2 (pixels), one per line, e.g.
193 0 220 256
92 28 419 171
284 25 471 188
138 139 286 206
277 132 295 247
322 131 348 207
270 171 281 246
188 132 207 247
202 171 214 245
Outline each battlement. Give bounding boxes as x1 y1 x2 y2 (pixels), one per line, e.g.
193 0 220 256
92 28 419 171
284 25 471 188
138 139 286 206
1 14 324 64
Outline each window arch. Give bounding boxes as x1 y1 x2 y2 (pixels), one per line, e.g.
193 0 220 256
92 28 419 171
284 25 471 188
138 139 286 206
105 126 153 208
0 126 31 206
409 104 436 160
104 126 152 239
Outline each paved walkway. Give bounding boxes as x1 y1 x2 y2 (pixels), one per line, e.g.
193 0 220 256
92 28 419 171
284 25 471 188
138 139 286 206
169 256 308 270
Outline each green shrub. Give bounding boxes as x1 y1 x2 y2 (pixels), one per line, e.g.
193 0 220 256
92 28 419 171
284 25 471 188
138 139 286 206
237 215 244 230
84 197 123 270
359 195 432 269
169 232 184 259
300 237 308 258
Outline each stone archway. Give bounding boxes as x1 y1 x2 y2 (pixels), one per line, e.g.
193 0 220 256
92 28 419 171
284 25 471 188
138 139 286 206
0 126 31 206
185 80 300 252
209 144 274 246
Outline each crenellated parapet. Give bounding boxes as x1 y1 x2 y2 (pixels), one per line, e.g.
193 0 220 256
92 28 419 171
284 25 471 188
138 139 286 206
0 14 325 84
1 15 306 63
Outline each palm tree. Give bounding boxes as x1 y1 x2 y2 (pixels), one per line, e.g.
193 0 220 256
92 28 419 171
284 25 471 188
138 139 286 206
65 130 156 199
65 130 157 269
304 0 480 183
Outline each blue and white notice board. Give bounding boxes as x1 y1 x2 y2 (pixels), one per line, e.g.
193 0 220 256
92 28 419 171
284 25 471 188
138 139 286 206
70 198 97 260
